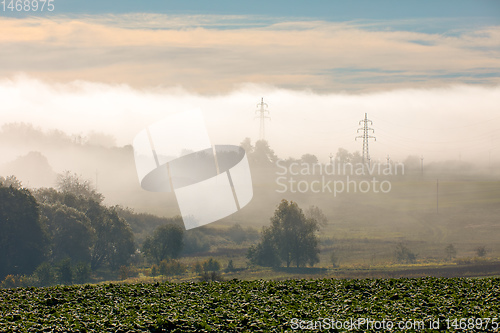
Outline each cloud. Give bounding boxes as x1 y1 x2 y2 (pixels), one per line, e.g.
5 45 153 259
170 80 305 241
0 14 499 93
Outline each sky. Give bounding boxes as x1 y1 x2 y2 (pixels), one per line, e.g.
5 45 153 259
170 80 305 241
0 1 499 164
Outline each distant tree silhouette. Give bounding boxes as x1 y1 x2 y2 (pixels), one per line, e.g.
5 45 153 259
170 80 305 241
300 154 318 164
445 244 457 261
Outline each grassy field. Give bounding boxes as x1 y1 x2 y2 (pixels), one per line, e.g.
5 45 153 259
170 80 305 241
187 168 500 280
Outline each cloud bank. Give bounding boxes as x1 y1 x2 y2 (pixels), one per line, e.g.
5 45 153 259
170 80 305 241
0 14 499 93
0 76 498 164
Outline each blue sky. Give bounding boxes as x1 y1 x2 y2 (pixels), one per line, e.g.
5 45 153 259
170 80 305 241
5 1 500 32
19 0 500 20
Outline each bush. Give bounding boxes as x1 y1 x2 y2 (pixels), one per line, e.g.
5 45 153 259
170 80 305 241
151 265 159 277
194 262 203 274
395 243 417 264
182 230 211 255
119 266 130 280
199 271 223 282
225 260 235 272
56 259 73 285
159 260 186 277
34 262 56 287
74 262 91 284
330 250 339 268
1 274 37 288
1 275 23 289
202 258 221 272
476 246 487 257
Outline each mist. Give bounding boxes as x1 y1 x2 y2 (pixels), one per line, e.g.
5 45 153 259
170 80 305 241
0 75 498 166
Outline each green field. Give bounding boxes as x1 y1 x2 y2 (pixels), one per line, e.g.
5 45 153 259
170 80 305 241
1 277 499 332
204 168 500 273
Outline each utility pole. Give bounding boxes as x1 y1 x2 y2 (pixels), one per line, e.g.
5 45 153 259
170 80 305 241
420 155 424 176
255 97 270 141
436 179 439 214
355 113 376 167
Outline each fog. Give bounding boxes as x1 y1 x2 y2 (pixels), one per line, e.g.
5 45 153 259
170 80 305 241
1 75 498 166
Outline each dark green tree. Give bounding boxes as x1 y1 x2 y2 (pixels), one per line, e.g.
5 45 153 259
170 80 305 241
142 224 184 265
89 205 135 270
202 258 221 272
0 185 47 280
34 262 56 287
40 203 94 264
248 200 320 268
73 262 91 284
247 227 281 267
56 258 73 285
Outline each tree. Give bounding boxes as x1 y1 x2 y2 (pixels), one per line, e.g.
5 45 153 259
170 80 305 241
247 227 281 267
226 260 235 272
444 244 457 261
240 137 254 154
300 154 318 164
74 262 91 284
476 246 487 257
335 148 362 164
34 262 56 287
89 206 135 270
330 250 339 268
56 258 73 285
0 185 47 280
199 258 222 282
182 229 211 255
305 205 328 229
250 140 278 166
34 185 135 272
0 175 23 189
248 200 320 268
227 224 248 243
56 171 103 203
395 243 416 264
40 204 94 264
142 224 184 265
202 258 221 272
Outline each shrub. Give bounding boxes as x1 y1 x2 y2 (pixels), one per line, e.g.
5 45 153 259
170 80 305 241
202 258 221 272
74 262 91 284
199 271 223 282
159 260 186 277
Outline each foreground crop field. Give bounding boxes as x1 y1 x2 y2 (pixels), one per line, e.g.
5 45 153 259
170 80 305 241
1 278 499 332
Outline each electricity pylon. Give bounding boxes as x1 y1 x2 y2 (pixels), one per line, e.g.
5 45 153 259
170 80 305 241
255 97 270 141
355 113 376 166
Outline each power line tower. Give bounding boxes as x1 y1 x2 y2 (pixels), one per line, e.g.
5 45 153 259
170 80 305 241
255 97 270 141
355 113 376 166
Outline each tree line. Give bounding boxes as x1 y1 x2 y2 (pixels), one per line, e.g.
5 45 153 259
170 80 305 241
0 173 264 286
